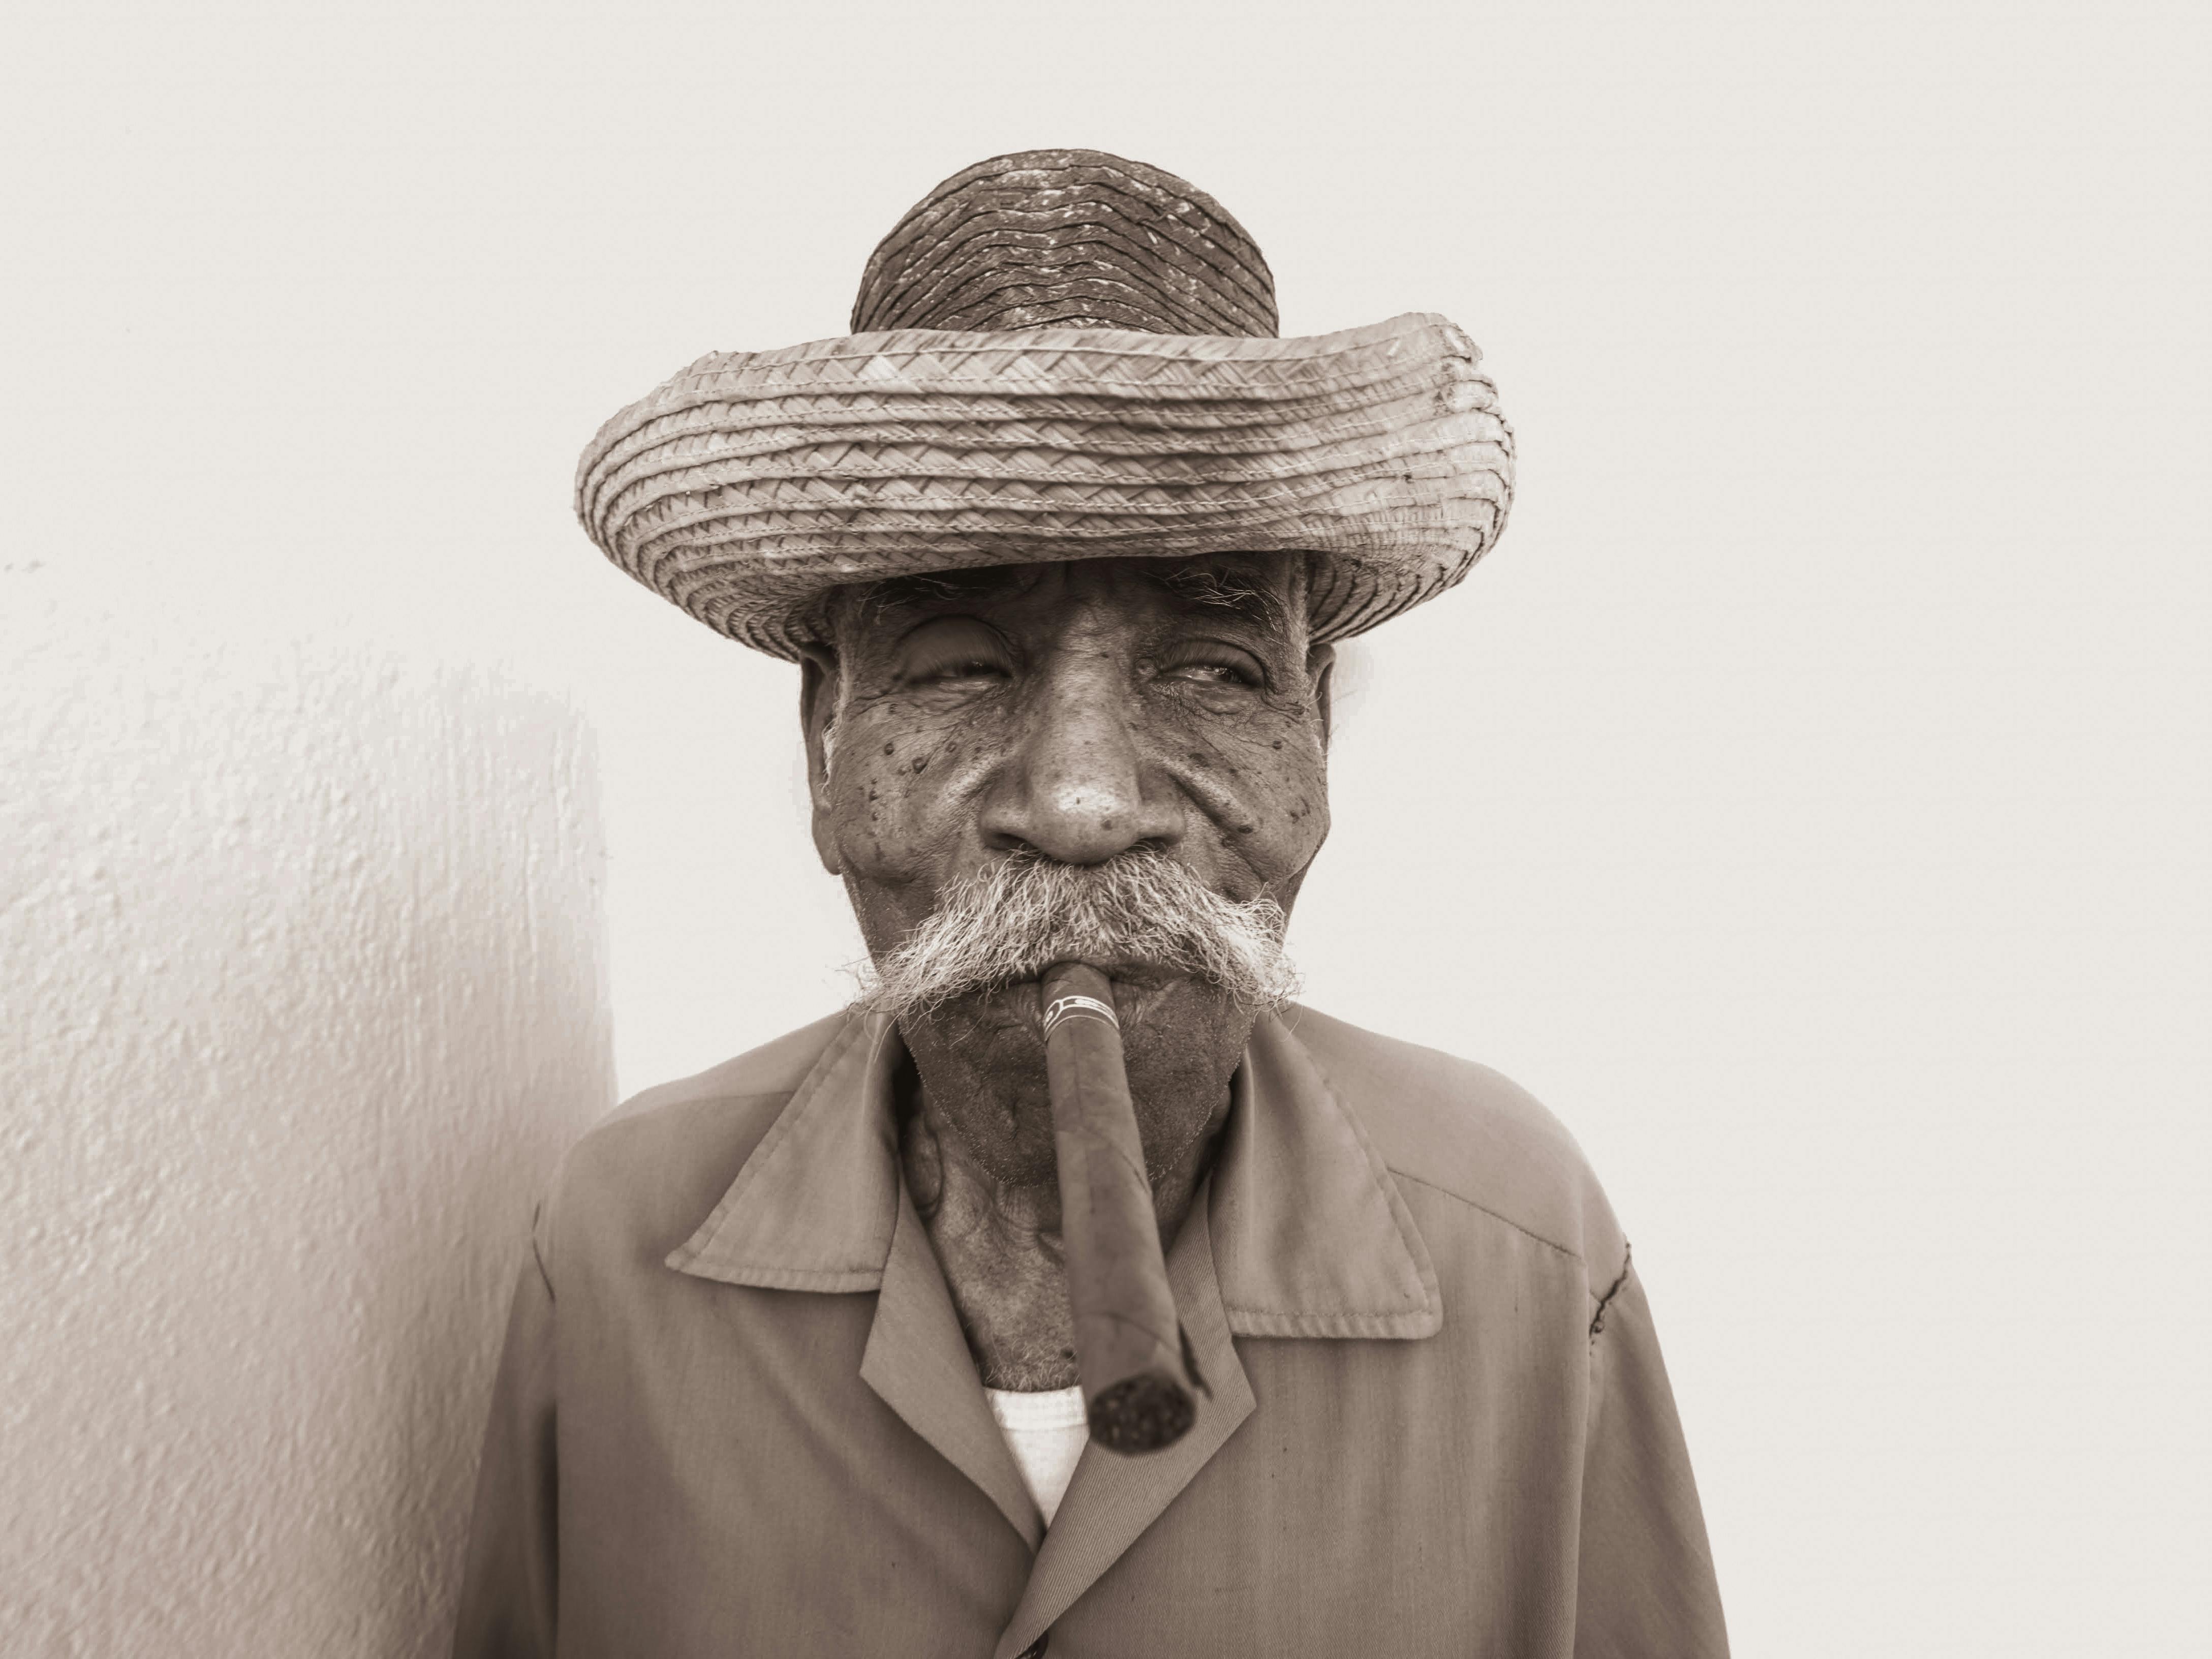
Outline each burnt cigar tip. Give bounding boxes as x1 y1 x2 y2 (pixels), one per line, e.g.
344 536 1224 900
1086 1372 1196 1455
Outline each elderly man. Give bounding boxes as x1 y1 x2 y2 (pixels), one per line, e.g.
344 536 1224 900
455 151 1727 1658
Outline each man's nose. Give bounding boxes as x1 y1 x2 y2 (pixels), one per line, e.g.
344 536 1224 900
979 659 1175 865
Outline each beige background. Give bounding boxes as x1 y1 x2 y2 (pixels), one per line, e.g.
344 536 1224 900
5 0 2207 1653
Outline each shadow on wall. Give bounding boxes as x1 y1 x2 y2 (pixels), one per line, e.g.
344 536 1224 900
1 583 615 1656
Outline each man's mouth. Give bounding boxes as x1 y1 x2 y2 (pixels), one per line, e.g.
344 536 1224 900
950 966 1184 1036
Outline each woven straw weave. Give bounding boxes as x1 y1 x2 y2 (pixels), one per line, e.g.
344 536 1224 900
576 311 1514 659
852 150 1278 337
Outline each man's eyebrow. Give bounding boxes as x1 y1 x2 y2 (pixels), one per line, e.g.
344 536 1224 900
862 567 1032 611
840 559 1298 636
837 567 1033 635
1146 561 1294 635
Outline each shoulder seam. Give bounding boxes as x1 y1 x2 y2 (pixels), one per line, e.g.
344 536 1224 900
1588 1242 1633 1338
529 1205 556 1302
1389 1169 1585 1265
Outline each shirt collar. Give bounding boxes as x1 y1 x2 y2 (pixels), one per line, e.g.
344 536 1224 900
667 1008 1440 1340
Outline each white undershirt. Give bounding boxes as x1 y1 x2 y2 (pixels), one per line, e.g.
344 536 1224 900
983 1385 1089 1526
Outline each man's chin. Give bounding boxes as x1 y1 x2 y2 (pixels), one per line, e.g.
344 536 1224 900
886 968 1265 1186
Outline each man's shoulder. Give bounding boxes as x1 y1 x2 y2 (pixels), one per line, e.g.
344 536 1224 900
538 1010 853 1266
1283 1004 1626 1274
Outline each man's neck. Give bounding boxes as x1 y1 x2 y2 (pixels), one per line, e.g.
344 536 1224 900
897 1066 1225 1392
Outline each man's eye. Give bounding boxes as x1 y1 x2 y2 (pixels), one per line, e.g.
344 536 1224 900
914 655 1007 682
1162 648 1264 688
894 619 1013 684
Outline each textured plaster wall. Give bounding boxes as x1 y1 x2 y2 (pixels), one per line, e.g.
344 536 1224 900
1 580 615 1656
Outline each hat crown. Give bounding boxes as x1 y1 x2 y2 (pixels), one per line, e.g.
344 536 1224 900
851 149 1278 338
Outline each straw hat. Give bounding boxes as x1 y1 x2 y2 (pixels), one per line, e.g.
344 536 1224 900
576 150 1514 659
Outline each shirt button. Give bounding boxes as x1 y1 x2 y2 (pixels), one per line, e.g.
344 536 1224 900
1015 1635 1050 1658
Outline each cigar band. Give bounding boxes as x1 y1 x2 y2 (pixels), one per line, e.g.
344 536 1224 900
1041 994 1119 1040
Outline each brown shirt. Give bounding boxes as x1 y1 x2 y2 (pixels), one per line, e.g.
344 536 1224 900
453 1006 1727 1658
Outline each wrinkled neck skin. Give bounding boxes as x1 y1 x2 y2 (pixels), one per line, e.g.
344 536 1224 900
894 1047 1227 1390
800 555 1334 1391
893 976 1255 1390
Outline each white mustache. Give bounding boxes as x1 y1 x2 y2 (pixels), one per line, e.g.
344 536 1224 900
855 848 1299 1024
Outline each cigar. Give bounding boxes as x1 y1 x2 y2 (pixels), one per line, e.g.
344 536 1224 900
1039 961 1200 1454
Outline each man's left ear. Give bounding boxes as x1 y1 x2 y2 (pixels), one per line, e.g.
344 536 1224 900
1307 642 1337 750
797 643 844 875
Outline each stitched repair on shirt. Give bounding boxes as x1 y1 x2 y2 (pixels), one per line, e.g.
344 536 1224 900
1588 1242 1632 1340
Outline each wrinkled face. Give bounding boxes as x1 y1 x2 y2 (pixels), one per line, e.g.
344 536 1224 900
801 552 1335 1183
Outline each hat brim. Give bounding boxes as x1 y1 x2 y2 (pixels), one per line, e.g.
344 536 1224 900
575 312 1513 660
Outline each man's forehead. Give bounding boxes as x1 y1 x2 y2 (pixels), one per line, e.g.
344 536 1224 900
847 553 1303 633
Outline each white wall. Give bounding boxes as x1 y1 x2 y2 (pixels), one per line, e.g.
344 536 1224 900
0 573 612 1655
4 2 2207 1653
